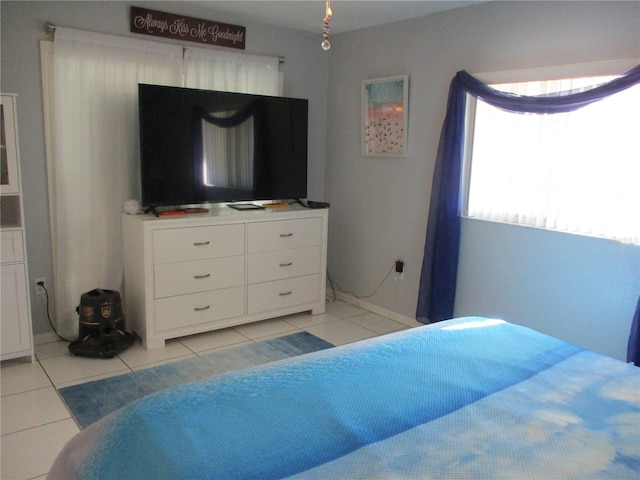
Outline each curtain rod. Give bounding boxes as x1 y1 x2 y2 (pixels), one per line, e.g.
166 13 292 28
44 21 285 63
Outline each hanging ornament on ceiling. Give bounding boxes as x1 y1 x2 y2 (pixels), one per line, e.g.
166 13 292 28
322 0 332 50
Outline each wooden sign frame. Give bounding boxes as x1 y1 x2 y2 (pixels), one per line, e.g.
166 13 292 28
131 6 246 50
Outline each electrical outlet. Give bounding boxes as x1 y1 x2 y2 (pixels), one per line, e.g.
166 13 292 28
35 277 46 294
394 260 404 280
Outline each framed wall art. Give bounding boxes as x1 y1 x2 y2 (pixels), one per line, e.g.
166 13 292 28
362 75 408 157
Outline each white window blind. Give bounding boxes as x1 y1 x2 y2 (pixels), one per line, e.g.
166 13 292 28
465 75 640 244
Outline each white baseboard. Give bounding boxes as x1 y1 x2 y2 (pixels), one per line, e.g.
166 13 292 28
332 291 421 328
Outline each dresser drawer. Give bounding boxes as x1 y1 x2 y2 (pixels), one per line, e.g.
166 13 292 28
155 256 245 299
248 218 321 254
154 224 245 264
1 231 24 263
248 246 320 284
155 286 245 332
248 274 320 314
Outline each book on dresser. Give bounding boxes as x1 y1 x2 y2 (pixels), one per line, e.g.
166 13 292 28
122 205 328 349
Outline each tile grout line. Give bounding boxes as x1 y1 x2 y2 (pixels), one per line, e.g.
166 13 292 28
1 415 77 438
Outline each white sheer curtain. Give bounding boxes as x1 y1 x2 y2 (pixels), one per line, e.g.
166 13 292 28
184 46 279 94
185 47 279 192
202 115 255 189
467 76 640 244
45 29 281 337
48 29 183 336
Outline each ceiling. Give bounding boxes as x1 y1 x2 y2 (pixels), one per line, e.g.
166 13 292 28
185 1 485 35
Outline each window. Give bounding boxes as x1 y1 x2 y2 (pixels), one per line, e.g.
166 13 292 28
463 74 640 244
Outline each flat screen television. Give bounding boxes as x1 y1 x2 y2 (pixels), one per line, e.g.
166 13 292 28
138 83 308 209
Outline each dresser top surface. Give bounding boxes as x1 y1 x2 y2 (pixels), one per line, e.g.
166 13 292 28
123 203 328 228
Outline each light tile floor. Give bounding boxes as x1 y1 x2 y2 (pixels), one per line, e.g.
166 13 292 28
1 301 421 480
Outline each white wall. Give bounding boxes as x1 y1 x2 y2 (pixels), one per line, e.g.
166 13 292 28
0 1 328 336
325 1 640 360
456 219 640 360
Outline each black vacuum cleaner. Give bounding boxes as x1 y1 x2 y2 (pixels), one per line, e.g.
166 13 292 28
68 288 136 358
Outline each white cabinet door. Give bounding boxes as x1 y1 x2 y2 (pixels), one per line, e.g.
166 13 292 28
0 97 20 195
0 230 24 262
1 264 32 359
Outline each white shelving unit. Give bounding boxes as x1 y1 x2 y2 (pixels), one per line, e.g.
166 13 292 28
1 94 34 362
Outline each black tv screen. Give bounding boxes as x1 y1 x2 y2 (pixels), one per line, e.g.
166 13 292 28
138 84 308 208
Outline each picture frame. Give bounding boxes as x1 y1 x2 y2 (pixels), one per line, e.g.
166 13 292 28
362 75 409 157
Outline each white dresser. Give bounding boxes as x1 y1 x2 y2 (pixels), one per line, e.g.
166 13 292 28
122 206 328 349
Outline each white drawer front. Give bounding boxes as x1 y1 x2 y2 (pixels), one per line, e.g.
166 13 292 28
0 231 24 263
248 247 320 284
154 224 245 264
1 263 31 355
248 218 321 254
248 274 320 314
155 286 245 332
155 256 245 299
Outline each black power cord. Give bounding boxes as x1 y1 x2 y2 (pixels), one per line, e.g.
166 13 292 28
330 265 395 300
38 281 75 343
326 272 337 303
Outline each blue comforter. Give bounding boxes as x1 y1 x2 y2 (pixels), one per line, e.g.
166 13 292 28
49 317 640 479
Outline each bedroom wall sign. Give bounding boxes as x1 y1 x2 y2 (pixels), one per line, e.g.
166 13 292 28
130 6 246 50
362 75 409 157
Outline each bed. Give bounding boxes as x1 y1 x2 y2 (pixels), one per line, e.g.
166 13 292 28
49 317 640 479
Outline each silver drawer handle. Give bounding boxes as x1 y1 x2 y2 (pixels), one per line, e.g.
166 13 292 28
194 305 210 311
279 233 293 237
279 262 293 267
193 241 210 246
279 291 293 296
194 273 211 279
